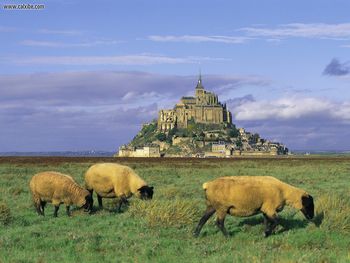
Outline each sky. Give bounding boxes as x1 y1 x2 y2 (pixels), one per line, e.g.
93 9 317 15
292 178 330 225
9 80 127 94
1 0 350 152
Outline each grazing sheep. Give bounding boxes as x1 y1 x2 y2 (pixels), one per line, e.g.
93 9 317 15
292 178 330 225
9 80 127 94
29 171 93 217
84 163 154 211
194 176 314 237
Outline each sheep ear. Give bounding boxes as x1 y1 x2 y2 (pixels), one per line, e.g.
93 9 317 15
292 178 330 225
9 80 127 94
137 186 145 192
302 194 313 206
138 186 153 192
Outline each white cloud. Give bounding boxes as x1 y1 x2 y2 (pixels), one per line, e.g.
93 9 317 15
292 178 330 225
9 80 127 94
148 35 252 44
0 71 265 107
121 90 170 108
331 101 350 121
3 71 349 151
37 29 82 35
20 39 120 48
232 96 349 122
121 91 137 101
7 54 228 66
147 23 350 45
240 23 350 40
229 95 350 151
0 103 158 151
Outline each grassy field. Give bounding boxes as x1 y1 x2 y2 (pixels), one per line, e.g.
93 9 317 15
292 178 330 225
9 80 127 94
0 156 349 263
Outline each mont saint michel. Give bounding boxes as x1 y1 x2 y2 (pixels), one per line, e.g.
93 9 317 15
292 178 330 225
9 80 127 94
118 75 288 158
158 75 232 131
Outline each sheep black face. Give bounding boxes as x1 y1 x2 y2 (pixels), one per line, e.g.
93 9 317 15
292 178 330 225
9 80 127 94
138 186 154 200
301 194 314 220
83 194 93 212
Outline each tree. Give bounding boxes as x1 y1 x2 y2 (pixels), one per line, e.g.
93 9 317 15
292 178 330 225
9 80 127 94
168 127 178 137
156 133 167 141
228 128 239 138
236 137 243 149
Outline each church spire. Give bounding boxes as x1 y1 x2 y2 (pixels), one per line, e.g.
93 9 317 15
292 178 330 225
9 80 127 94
196 69 204 89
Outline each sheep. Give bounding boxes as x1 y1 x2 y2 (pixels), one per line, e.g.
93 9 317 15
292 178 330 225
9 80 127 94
29 171 93 217
84 163 154 212
193 176 314 237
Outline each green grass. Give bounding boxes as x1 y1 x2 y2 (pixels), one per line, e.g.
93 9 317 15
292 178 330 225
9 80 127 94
0 157 349 262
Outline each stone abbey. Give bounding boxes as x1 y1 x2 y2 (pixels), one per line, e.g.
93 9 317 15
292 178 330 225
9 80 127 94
158 75 232 131
117 74 288 158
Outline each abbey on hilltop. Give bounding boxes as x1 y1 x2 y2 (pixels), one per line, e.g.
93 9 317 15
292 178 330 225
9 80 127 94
117 74 288 158
158 74 232 132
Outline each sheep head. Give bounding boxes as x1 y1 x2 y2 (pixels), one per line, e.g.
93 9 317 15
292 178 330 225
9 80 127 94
82 194 93 212
301 194 314 220
138 185 154 200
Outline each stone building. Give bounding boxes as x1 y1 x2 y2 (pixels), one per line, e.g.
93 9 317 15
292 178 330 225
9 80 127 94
211 142 227 153
118 145 160 157
158 75 232 132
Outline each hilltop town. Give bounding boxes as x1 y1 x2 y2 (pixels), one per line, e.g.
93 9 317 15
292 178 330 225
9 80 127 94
117 76 288 158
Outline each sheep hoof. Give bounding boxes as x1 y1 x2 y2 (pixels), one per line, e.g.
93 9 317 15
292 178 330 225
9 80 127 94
264 232 271 238
87 209 94 215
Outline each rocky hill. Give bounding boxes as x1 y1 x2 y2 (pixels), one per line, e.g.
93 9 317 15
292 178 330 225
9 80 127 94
118 119 288 157
117 76 288 158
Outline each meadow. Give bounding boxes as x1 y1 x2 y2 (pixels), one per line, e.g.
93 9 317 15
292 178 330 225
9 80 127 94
0 156 349 263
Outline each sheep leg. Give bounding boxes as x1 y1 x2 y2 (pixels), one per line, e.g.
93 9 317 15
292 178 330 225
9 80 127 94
116 199 122 212
88 189 94 210
97 194 103 209
116 196 127 212
34 203 42 216
52 198 62 217
40 201 46 216
193 207 216 237
263 214 278 237
216 217 229 237
32 195 44 216
66 206 71 217
123 198 129 206
33 199 43 216
53 205 60 217
54 206 60 217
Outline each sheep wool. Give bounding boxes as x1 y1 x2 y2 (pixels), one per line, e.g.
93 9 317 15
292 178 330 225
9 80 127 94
84 163 153 211
29 171 92 217
194 176 314 237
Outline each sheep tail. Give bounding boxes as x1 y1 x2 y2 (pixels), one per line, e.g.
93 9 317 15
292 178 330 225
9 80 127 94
32 193 41 206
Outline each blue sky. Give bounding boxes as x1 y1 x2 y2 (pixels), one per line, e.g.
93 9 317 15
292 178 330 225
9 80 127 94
1 0 350 152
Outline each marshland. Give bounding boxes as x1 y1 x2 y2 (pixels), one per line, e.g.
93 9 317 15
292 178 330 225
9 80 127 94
0 156 349 262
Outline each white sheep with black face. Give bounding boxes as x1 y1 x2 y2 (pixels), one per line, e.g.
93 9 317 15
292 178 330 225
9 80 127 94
29 171 93 217
85 163 154 212
194 176 314 237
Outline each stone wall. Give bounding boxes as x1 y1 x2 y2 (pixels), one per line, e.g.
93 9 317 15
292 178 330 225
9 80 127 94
158 110 177 132
118 146 161 157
